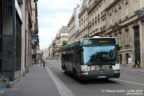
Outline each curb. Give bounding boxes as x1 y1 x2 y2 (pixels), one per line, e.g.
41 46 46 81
120 67 144 73
7 76 23 88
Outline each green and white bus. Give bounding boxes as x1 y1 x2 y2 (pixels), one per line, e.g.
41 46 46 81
61 37 120 80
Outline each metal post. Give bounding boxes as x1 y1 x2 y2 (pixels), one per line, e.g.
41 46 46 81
0 0 2 71
12 0 16 81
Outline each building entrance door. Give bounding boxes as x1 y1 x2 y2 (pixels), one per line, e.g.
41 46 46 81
119 54 122 64
134 26 141 66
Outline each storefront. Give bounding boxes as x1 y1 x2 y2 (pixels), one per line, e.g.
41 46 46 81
0 0 22 81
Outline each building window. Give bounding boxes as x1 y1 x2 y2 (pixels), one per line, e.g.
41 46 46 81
104 19 106 26
119 31 123 47
134 0 138 10
119 8 122 21
110 0 112 4
104 0 106 8
115 33 117 38
125 28 130 45
126 54 129 64
126 4 129 17
125 31 128 45
110 15 112 26
115 12 117 23
125 31 130 45
119 54 122 64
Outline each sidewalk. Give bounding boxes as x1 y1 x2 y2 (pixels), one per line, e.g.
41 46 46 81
0 64 61 96
120 65 144 73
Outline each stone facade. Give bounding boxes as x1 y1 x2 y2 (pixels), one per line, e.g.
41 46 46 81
101 0 144 67
68 5 80 44
47 26 68 60
77 0 89 40
87 0 106 37
31 0 39 64
73 0 144 68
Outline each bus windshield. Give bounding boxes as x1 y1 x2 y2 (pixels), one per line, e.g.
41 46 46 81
83 46 116 65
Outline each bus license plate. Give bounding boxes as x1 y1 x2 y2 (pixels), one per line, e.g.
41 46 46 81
97 76 106 78
90 66 100 71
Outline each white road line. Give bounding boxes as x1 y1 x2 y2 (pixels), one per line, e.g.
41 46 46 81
112 79 144 86
46 67 75 96
59 68 62 70
48 66 60 68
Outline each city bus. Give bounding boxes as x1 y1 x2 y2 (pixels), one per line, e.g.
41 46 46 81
61 37 120 80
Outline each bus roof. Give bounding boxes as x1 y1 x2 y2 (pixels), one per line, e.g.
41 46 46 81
62 41 80 51
62 37 117 51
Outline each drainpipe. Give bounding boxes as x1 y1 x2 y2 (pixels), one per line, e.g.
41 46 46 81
12 0 16 81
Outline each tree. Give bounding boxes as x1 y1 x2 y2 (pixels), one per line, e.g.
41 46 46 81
58 41 68 52
62 40 67 46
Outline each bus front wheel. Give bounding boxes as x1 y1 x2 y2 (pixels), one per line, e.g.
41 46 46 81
73 69 78 79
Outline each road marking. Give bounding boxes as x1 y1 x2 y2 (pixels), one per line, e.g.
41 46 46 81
47 64 61 67
112 79 144 86
59 68 62 70
46 67 75 96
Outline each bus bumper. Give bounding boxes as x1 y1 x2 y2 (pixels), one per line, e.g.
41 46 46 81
79 70 120 80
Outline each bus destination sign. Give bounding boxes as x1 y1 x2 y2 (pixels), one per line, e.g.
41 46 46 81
83 38 116 45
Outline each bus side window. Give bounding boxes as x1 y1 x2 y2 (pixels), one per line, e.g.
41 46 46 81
67 54 69 61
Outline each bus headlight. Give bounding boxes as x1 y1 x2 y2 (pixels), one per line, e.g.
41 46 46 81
114 70 120 73
81 65 90 72
112 64 120 70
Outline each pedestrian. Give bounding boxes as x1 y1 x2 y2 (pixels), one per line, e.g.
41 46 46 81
40 58 43 67
43 60 45 67
128 56 133 68
135 58 138 68
41 58 45 67
137 60 140 68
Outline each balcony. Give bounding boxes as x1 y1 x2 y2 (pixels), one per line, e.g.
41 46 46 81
101 10 106 19
88 0 101 13
105 0 120 11
112 23 121 31
100 26 106 32
135 8 144 17
32 28 39 34
79 4 87 17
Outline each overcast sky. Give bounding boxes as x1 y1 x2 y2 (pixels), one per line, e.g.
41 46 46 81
38 0 81 50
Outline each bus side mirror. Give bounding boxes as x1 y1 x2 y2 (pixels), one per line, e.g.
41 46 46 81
116 45 120 51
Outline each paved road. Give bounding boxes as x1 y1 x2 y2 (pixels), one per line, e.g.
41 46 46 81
1 60 144 96
46 60 144 96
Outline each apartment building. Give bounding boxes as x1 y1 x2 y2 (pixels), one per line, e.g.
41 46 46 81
48 26 68 60
77 0 106 40
74 0 144 67
78 0 89 40
48 0 144 68
31 0 39 64
87 0 106 37
103 0 144 67
68 5 80 44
